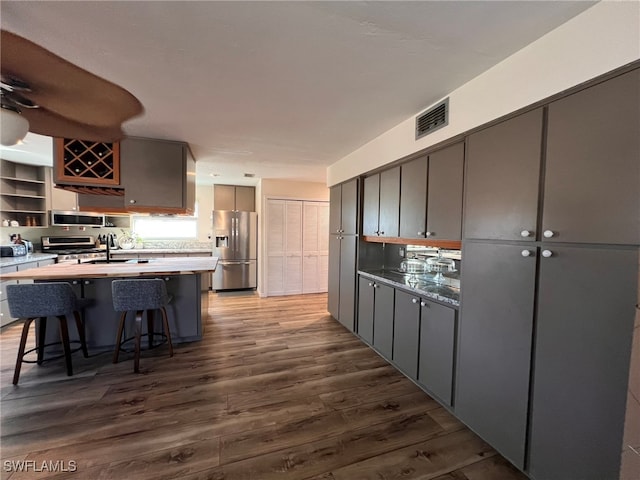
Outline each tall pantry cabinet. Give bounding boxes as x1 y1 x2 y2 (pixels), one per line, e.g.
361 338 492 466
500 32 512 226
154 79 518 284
458 68 639 479
328 178 359 332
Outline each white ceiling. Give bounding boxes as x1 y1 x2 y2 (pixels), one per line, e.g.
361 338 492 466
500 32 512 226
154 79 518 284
0 1 596 186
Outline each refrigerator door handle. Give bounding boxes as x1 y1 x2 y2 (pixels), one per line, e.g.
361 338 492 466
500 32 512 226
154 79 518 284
220 261 251 265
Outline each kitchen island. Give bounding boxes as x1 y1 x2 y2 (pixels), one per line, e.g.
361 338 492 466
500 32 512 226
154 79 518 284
2 257 218 351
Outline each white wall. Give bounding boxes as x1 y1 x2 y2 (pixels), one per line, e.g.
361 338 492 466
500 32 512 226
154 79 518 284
328 1 640 186
257 178 329 296
196 184 214 242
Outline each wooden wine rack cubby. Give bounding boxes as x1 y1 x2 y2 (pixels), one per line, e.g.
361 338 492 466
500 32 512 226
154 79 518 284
54 138 121 186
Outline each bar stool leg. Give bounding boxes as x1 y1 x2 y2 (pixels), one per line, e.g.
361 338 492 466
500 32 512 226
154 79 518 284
37 316 47 365
159 307 174 357
14 317 36 385
57 315 73 377
134 310 143 373
74 311 89 358
147 310 155 349
113 312 127 364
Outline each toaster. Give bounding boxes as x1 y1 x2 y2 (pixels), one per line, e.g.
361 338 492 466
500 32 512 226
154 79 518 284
0 244 28 257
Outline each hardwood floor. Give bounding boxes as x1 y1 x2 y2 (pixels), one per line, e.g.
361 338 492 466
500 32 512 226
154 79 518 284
0 292 526 480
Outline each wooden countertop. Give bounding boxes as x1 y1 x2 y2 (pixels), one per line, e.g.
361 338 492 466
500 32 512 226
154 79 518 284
0 257 218 280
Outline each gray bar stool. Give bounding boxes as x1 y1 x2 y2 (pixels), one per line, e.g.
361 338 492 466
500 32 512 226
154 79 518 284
111 278 174 373
6 282 90 385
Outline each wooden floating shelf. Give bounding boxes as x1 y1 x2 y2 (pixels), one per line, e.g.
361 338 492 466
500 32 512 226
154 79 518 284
362 236 462 250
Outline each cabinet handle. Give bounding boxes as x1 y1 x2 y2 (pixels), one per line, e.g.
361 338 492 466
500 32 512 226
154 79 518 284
129 199 136 204
543 230 555 238
521 250 532 257
420 301 426 307
542 249 553 258
412 298 418 304
520 230 532 238
425 231 433 237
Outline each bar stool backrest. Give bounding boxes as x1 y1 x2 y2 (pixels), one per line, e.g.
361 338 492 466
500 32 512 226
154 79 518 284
111 279 169 312
6 283 78 318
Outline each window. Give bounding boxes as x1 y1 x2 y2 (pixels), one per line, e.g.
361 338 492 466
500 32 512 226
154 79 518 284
131 216 197 239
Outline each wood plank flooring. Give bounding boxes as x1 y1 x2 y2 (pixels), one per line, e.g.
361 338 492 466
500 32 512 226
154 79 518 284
0 292 527 480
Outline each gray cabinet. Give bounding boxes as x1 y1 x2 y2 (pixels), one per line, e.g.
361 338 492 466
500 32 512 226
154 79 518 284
418 298 456 406
393 290 420 378
543 69 639 245
357 276 394 359
120 137 195 214
328 234 357 332
426 143 464 241
329 178 358 235
373 283 394 360
456 241 536 469
214 185 255 211
528 246 638 480
399 155 427 239
362 167 400 237
464 108 543 241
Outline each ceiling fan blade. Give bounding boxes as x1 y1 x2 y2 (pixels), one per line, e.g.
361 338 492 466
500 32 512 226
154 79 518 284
1 30 143 131
24 107 124 143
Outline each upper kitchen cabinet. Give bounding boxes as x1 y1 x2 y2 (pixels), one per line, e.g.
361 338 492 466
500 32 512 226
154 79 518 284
362 167 400 237
120 137 195 214
542 69 639 245
426 142 464 241
213 185 255 211
54 138 121 188
329 178 358 235
399 154 427 239
464 108 543 242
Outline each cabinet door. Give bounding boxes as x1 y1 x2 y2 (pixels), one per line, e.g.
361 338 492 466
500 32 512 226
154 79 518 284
340 178 358 235
427 143 464 240
78 192 126 212
234 186 255 211
121 138 185 210
327 234 341 319
378 167 400 237
456 241 536 469
543 69 639 245
418 298 456 406
50 185 78 211
373 283 394 360
399 155 428 239
214 185 236 211
357 276 375 344
529 246 638 480
362 174 380 236
337 235 357 332
464 108 542 241
393 290 420 378
329 185 342 235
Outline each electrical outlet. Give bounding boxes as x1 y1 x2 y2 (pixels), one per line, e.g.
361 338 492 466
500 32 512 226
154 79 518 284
399 247 405 257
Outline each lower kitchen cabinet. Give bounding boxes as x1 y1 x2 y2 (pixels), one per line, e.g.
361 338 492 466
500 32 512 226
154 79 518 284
328 234 357 332
528 246 638 480
357 276 375 344
418 298 456 406
456 241 536 470
393 290 420 378
373 283 394 360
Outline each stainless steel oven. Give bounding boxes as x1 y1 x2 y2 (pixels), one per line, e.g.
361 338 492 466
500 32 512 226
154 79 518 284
41 235 107 263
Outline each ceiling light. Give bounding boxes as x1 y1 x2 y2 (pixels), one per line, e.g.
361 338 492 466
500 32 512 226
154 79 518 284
0 106 29 146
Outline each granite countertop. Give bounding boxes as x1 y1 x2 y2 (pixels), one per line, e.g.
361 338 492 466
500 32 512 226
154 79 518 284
0 253 58 268
359 269 460 308
1 257 219 280
110 248 212 254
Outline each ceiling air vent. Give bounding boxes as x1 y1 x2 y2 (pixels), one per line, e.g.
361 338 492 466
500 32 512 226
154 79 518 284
415 98 449 140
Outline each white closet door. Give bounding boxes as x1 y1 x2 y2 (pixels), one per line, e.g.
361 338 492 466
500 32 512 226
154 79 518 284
284 201 303 294
303 202 330 294
266 199 286 296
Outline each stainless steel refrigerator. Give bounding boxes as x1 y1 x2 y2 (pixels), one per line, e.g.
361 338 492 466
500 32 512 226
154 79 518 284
212 211 257 290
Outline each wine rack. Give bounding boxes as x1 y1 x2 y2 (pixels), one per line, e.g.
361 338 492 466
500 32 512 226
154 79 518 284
54 138 120 186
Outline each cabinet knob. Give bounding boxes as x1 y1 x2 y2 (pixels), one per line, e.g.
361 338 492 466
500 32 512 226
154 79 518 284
420 301 426 307
129 199 136 204
543 230 555 238
542 249 553 258
425 232 433 237
412 298 418 304
373 284 379 289
521 250 532 257
417 231 425 236
520 230 532 238
379 231 384 236
368 282 373 287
